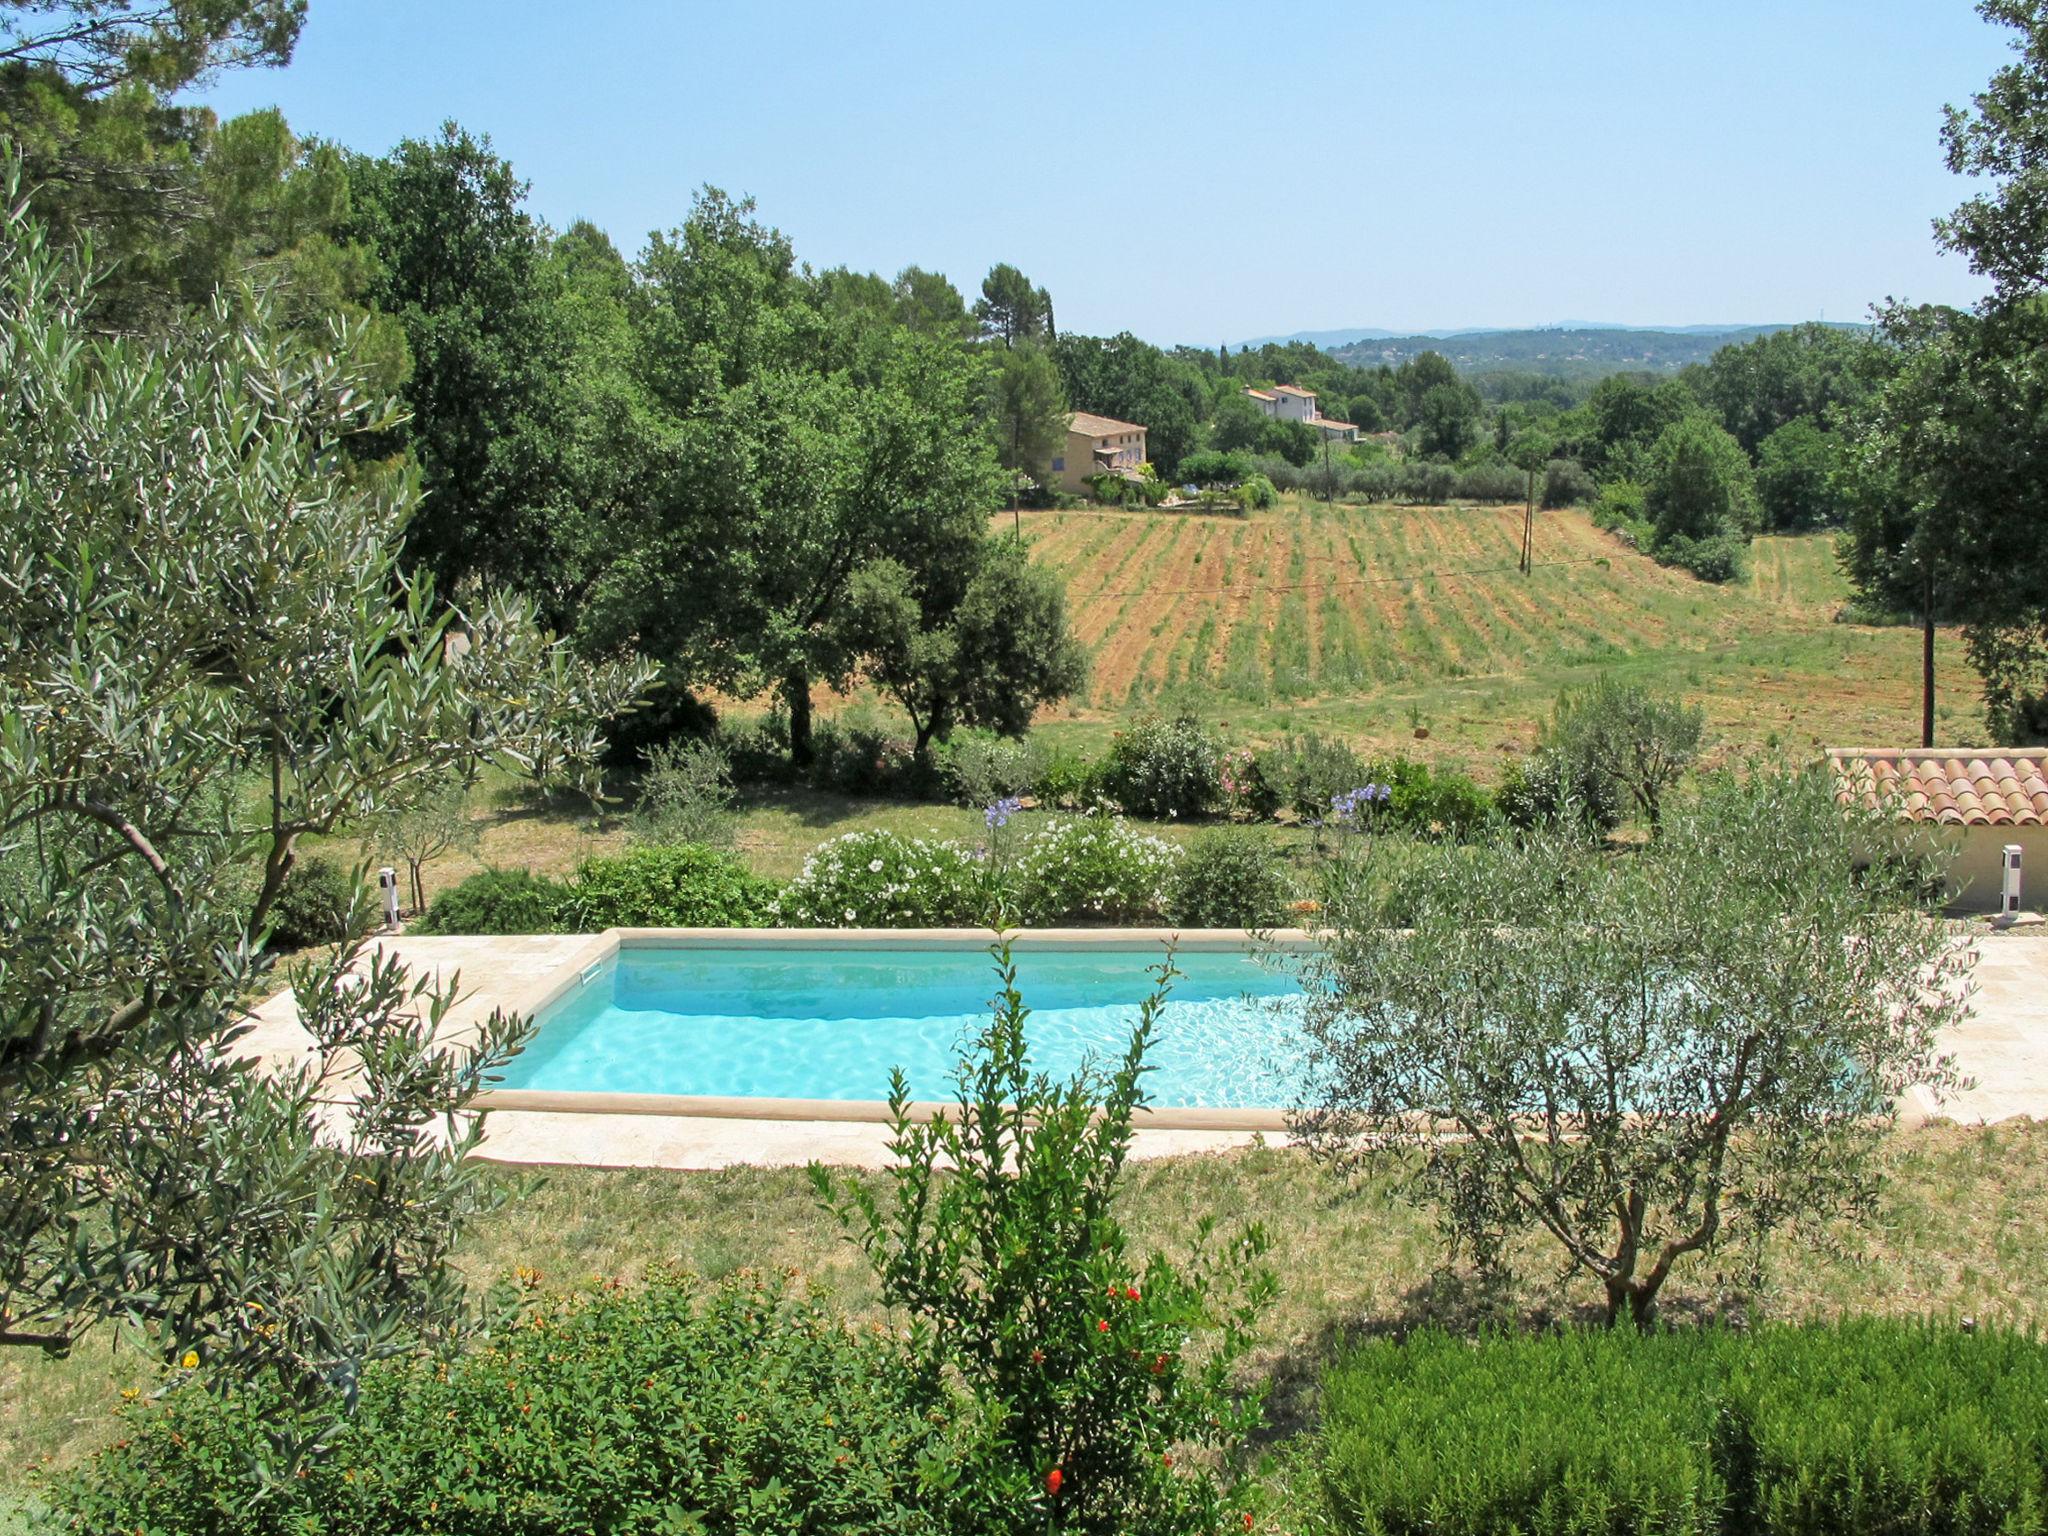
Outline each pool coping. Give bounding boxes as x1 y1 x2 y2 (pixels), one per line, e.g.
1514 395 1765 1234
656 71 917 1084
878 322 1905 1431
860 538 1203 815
473 927 1316 1133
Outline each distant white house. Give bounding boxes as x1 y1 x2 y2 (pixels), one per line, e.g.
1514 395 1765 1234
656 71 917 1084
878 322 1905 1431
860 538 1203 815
1242 382 1359 443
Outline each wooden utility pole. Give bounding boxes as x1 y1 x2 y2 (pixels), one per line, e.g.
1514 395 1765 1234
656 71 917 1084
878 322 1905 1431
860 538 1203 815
1520 467 1536 575
1922 566 1936 748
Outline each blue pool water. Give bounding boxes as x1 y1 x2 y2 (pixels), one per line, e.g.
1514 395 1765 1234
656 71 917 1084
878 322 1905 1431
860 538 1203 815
498 945 1311 1108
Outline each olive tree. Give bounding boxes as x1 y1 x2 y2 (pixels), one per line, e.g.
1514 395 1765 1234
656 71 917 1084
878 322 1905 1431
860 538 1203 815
0 169 650 1441
1547 676 1706 833
1292 767 1971 1326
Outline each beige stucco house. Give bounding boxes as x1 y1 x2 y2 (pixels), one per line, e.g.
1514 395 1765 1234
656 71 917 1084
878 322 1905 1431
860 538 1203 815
1242 382 1359 443
1829 748 2048 912
1055 412 1148 495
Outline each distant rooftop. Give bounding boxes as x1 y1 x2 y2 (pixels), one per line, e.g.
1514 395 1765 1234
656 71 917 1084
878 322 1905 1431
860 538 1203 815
1828 748 2048 826
1068 411 1146 437
1270 383 1316 397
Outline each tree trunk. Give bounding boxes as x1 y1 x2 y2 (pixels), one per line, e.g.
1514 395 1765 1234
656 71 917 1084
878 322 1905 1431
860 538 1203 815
1922 573 1937 749
786 670 814 767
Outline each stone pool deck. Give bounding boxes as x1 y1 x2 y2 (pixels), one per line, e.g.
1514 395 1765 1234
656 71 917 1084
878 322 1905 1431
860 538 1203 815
242 929 2048 1172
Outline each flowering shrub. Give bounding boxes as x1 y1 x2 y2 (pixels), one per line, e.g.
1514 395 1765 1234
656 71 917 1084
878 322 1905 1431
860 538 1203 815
772 829 996 927
812 944 1276 1536
58 1269 963 1535
1013 815 1182 924
1217 747 1281 820
1100 714 1222 819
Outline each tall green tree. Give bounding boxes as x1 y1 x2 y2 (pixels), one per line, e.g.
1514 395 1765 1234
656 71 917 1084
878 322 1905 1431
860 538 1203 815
1939 0 2048 304
0 1 303 93
892 263 973 341
973 260 1052 347
845 535 1087 753
990 341 1067 488
1840 3 2048 742
1841 302 2048 744
1645 413 1758 546
0 2 312 330
342 124 578 605
0 174 648 1422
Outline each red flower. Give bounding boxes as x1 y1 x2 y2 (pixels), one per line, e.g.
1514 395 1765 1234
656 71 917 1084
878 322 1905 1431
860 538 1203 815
1151 1353 1168 1375
1242 1514 1255 1531
1161 1453 1174 1469
1046 1467 1064 1497
1096 1319 1110 1333
1125 1286 1140 1301
1030 1348 1045 1365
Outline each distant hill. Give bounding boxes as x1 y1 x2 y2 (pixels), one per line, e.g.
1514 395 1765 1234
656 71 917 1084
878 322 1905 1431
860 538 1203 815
1228 323 1869 378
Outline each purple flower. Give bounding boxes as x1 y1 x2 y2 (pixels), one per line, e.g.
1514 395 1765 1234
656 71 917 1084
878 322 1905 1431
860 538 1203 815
1331 784 1391 825
985 795 1023 831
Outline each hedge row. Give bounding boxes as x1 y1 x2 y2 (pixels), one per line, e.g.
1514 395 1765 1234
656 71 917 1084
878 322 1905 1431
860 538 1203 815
1317 1321 2048 1536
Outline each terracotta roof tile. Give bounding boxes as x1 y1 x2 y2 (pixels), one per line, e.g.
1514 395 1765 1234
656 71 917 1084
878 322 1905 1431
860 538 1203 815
1826 748 2048 826
1270 384 1316 397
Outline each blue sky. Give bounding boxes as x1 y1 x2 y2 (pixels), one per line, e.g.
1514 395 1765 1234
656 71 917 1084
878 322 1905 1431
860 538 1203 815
186 1 2013 345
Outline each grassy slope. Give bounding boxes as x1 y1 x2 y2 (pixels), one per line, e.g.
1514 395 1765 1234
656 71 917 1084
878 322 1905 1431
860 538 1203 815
8 1124 2047 1498
1018 498 1970 774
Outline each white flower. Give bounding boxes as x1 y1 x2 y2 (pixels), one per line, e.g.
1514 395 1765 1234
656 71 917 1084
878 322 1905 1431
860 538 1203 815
844 908 857 921
868 858 885 873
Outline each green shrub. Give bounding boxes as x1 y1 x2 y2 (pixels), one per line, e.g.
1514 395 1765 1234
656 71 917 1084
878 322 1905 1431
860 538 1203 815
1736 1321 2048 1535
1546 676 1706 831
1371 758 1495 841
1167 828 1296 927
414 866 568 935
1590 478 1653 547
771 829 995 927
1314 1322 2048 1536
717 714 799 785
555 845 776 930
1258 731 1370 822
932 728 1042 807
1234 472 1278 511
1177 447 1255 486
812 942 1276 1536
59 1269 961 1536
1658 528 1750 583
1542 456 1596 509
632 736 736 848
1014 815 1182 924
1218 745 1282 820
1032 743 1106 810
1318 1328 1730 1536
264 854 359 949
1101 714 1222 819
1497 747 1625 836
808 717 929 797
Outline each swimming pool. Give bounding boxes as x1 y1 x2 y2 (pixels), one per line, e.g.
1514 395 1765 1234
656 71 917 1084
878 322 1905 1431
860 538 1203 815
492 936 1312 1112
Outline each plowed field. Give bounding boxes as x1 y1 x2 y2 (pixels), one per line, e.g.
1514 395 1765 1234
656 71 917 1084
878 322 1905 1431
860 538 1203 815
1016 499 1968 771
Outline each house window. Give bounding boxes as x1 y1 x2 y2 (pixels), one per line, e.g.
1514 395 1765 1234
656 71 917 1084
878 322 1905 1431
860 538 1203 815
1052 456 1065 472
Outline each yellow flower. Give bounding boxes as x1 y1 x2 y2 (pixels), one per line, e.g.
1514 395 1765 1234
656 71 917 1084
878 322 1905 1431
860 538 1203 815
120 1388 139 1401
180 1350 199 1370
